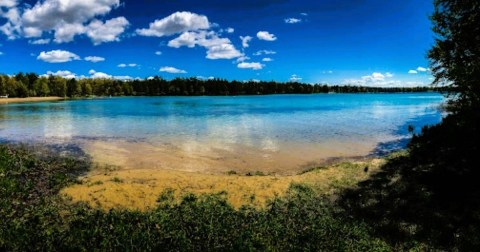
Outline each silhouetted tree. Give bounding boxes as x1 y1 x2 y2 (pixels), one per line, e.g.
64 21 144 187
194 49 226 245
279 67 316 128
429 0 480 113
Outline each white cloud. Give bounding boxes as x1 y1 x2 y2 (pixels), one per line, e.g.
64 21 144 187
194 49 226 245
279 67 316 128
138 12 242 61
416 66 427 72
118 63 137 68
0 2 21 39
168 30 242 60
343 71 426 87
289 74 302 82
257 31 277 41
37 50 80 63
206 43 242 60
29 38 50 44
262 57 273 62
300 13 308 16
253 50 276 56
155 51 162 55
408 70 418 74
236 55 250 63
44 70 77 79
240 35 252 48
225 27 234 33
285 18 301 24
136 11 209 37
0 0 17 8
237 62 264 70
88 69 133 80
18 0 127 44
160 66 187 74
85 17 129 45
0 0 128 44
89 69 111 78
84 56 105 63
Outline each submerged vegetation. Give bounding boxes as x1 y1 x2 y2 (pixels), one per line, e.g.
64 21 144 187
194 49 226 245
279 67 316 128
0 72 447 98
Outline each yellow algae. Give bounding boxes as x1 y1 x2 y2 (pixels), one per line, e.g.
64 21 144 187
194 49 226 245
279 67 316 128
61 159 383 211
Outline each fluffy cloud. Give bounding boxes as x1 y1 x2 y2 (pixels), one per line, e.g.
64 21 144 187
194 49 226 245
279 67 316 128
262 57 273 62
240 35 252 48
289 74 302 82
160 66 187 74
343 72 426 87
136 11 209 37
253 50 276 56
0 0 128 44
85 17 129 45
168 30 242 59
155 51 162 55
285 18 301 24
237 62 264 70
206 43 242 60
0 0 17 8
225 27 234 33
88 69 133 80
416 66 428 72
44 70 77 79
37 50 80 63
139 12 242 60
408 70 418 74
84 56 105 63
0 1 21 39
257 31 277 41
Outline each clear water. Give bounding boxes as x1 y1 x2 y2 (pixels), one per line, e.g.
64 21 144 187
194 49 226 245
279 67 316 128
0 93 444 156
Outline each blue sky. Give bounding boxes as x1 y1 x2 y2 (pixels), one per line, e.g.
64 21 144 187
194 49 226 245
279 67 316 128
0 0 434 86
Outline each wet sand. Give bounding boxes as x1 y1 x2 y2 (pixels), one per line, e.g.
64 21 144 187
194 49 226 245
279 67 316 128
62 138 383 210
79 138 378 176
0 97 64 104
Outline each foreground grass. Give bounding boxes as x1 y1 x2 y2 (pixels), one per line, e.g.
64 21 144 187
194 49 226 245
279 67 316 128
61 158 383 211
0 144 389 251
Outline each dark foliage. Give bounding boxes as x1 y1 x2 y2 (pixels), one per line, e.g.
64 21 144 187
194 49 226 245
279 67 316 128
429 0 480 113
1 73 447 98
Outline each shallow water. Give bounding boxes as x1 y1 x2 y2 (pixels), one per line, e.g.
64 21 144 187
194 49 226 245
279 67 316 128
0 93 444 174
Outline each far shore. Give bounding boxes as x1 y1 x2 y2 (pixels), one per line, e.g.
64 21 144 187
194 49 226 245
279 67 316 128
0 96 65 104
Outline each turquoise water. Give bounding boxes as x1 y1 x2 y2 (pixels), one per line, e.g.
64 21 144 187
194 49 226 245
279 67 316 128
0 93 444 157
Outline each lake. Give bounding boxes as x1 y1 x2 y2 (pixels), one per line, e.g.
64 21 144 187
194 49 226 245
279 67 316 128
0 93 444 174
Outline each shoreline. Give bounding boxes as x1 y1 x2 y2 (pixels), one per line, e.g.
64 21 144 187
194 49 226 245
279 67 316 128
0 96 65 104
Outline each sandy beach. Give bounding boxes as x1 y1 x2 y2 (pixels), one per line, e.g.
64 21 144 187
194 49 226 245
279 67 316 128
0 97 65 104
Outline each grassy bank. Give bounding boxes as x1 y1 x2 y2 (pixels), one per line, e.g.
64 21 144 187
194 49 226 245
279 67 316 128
0 144 390 251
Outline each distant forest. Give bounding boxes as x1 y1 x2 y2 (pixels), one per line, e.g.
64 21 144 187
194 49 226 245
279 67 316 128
0 73 447 98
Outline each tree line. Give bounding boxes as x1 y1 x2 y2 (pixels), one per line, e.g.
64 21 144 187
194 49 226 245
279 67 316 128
0 73 447 98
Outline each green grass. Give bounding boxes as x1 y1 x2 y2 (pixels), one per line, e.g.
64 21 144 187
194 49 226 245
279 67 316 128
0 144 389 251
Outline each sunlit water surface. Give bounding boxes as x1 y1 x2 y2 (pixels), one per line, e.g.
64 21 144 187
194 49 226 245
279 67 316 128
0 94 445 174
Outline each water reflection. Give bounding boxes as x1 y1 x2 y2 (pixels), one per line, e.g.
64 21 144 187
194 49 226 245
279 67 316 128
0 94 445 158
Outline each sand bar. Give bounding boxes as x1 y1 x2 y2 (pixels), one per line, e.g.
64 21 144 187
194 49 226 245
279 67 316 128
0 96 64 104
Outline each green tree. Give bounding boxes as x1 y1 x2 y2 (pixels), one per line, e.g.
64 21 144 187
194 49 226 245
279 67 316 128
428 0 480 113
33 77 50 97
